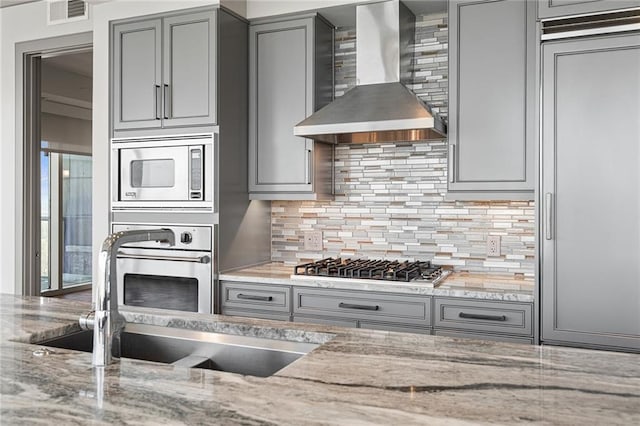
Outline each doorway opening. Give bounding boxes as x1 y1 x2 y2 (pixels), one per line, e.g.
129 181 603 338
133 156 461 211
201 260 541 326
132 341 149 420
25 48 93 297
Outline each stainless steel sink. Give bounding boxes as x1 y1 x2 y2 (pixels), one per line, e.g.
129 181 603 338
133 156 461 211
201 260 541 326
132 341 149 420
37 323 318 377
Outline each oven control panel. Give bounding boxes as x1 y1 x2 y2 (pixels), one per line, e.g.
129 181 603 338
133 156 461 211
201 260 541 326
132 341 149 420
112 224 212 251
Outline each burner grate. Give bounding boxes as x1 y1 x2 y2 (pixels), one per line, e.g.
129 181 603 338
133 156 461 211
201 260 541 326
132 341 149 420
294 258 444 283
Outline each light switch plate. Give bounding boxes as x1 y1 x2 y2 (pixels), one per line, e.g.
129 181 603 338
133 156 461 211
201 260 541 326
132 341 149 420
304 231 323 251
486 235 501 257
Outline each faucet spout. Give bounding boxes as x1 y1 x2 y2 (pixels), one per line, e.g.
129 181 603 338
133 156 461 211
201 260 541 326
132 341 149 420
88 229 175 366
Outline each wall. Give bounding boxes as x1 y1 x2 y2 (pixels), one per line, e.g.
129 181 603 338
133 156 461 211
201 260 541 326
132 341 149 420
0 2 93 294
271 13 535 277
0 0 217 294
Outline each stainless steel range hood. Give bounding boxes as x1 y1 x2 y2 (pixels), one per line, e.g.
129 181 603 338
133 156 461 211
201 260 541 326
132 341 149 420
294 0 446 144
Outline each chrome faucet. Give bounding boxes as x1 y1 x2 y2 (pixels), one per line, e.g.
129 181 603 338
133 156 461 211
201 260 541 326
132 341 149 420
80 229 175 366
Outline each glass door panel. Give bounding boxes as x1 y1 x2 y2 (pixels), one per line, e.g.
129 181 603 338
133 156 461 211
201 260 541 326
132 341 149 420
40 152 50 292
40 149 92 294
62 154 92 288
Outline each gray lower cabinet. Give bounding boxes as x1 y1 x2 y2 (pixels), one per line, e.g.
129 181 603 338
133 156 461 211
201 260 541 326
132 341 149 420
113 8 216 133
447 0 535 199
541 32 640 352
293 287 432 332
433 298 533 341
220 282 533 342
538 0 640 20
220 281 291 321
248 14 334 200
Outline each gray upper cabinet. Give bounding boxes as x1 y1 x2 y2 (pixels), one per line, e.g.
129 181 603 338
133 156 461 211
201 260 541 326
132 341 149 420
541 32 640 352
162 11 216 128
447 0 535 199
538 0 640 20
112 9 216 133
113 19 162 131
248 15 334 200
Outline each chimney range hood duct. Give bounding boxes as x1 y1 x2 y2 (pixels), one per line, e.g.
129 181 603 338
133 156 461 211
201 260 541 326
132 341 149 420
294 0 446 144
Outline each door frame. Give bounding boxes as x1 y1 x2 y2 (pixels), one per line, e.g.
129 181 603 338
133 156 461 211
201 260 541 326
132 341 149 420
17 32 92 296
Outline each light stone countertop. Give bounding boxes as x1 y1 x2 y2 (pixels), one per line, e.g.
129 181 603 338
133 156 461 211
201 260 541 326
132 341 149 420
220 262 535 302
0 294 639 425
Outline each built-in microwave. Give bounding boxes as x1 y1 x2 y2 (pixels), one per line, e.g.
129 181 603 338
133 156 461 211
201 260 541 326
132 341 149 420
111 134 215 210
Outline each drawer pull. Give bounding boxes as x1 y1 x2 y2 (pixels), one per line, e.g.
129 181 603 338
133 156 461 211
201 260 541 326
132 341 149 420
459 312 506 321
237 294 273 302
339 302 379 311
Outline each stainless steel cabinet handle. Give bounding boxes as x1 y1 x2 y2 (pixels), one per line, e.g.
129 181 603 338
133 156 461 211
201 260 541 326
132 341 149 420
237 294 273 302
117 253 210 264
306 149 313 184
449 144 455 183
163 84 171 119
339 302 379 311
545 192 553 240
155 85 161 120
459 312 506 321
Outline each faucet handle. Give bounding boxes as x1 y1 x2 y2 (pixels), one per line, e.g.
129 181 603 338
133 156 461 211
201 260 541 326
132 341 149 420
79 311 95 331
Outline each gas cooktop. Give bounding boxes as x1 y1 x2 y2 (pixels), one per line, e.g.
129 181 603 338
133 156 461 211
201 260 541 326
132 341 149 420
292 258 450 286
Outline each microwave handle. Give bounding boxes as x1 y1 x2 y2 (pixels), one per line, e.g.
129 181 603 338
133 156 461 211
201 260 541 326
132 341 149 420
117 252 211 264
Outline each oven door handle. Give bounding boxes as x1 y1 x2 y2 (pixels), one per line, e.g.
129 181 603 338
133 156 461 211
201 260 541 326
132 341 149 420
117 253 211 264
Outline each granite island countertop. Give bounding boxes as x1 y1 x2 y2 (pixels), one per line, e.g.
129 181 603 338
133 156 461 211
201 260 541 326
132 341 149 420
1 294 639 425
220 262 535 302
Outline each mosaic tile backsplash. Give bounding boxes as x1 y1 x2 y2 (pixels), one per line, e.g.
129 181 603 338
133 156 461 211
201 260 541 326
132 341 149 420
271 13 535 277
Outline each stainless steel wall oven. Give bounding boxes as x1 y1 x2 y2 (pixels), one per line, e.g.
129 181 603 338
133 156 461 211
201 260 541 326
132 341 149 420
113 224 213 313
111 134 215 211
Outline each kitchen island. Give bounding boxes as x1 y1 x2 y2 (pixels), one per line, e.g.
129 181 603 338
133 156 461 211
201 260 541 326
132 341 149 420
1 294 638 425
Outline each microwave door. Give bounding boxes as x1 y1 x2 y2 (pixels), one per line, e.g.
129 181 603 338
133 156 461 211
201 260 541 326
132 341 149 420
120 146 190 202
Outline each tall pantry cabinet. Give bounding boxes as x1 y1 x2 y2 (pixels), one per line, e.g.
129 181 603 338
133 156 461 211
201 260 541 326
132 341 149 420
541 31 640 351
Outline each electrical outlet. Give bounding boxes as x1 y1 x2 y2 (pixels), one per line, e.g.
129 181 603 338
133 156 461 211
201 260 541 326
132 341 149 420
486 235 501 257
304 231 323 251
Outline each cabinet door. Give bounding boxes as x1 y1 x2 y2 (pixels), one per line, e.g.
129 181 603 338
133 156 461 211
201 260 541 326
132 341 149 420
249 19 315 193
448 0 535 196
162 10 216 128
541 33 640 351
538 0 640 20
293 287 431 326
434 298 532 337
113 19 162 131
220 281 291 313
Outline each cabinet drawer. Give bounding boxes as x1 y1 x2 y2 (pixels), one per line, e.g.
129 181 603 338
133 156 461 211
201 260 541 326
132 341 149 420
221 281 290 313
434 298 532 337
293 288 431 326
